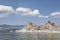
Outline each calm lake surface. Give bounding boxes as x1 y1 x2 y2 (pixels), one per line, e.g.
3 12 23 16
0 30 60 40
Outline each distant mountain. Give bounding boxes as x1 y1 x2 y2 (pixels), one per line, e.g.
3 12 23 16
0 24 24 31
0 24 24 28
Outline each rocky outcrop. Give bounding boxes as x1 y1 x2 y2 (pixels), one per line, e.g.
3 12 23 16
22 22 41 30
44 20 54 30
44 20 60 31
22 22 34 30
22 21 60 31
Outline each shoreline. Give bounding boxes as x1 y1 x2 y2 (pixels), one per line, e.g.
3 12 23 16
15 30 60 33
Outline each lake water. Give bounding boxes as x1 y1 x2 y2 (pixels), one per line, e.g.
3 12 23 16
0 30 60 40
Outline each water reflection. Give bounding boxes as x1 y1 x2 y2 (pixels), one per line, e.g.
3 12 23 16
0 31 60 40
15 32 60 40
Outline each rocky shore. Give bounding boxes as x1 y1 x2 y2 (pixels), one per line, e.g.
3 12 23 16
22 20 60 31
16 20 60 33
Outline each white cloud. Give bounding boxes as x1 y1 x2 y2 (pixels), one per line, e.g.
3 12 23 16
16 7 39 16
50 12 60 18
0 5 13 17
0 5 13 12
16 7 30 13
16 7 49 18
38 15 48 18
0 6 49 18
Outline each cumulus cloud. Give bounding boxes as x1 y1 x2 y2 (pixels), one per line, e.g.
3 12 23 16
0 5 13 17
50 12 60 18
0 5 13 12
16 7 39 16
38 15 48 18
0 5 49 18
16 7 49 18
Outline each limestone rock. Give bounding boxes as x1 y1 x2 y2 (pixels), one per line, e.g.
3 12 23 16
22 20 60 31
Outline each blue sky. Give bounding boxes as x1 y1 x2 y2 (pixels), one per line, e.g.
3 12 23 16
0 0 60 25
